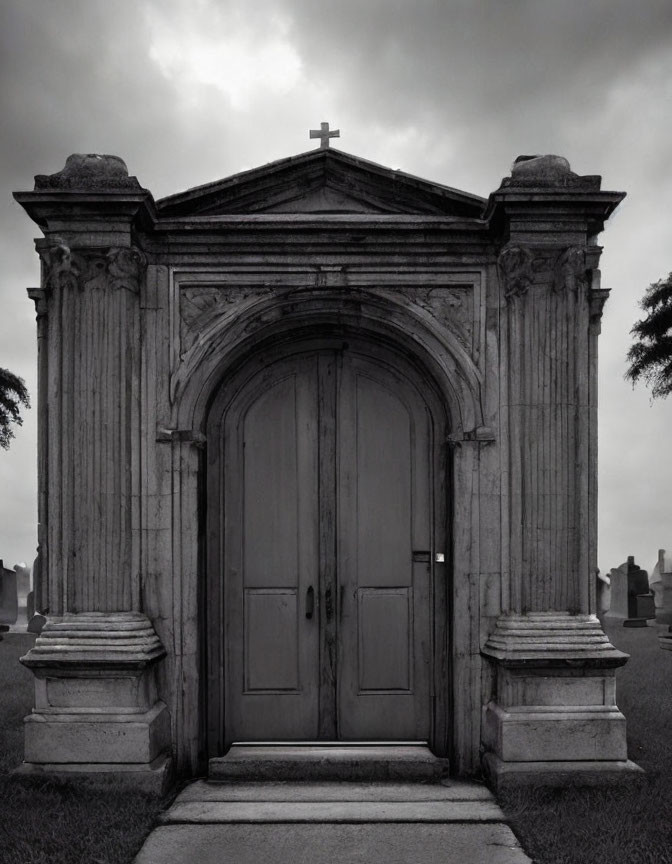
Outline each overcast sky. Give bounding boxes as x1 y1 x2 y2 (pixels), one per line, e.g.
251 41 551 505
1 0 671 583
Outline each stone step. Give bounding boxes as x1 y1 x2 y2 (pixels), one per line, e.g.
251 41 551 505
177 780 492 803
160 799 504 824
209 743 448 782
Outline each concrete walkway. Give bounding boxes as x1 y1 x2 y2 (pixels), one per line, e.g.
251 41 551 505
134 780 531 864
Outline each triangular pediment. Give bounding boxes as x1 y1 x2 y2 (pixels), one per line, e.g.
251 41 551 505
156 149 486 218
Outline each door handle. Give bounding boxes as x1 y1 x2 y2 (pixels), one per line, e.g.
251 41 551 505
305 585 315 619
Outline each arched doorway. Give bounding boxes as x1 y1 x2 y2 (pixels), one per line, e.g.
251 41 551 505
205 336 449 756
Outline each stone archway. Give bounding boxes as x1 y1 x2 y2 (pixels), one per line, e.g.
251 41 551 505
168 287 487 775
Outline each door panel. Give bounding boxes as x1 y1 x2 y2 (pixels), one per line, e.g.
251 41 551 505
224 358 320 740
337 356 432 740
219 347 435 745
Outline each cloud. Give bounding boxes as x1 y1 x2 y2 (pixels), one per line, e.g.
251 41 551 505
144 3 302 111
1 0 672 574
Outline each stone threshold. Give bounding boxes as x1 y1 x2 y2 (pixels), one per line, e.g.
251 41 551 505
209 743 448 782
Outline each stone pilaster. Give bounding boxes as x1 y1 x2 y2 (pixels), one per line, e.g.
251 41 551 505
15 157 168 787
499 241 593 613
481 155 635 786
38 241 146 613
15 155 153 616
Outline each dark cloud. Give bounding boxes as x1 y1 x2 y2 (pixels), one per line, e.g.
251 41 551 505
1 0 671 570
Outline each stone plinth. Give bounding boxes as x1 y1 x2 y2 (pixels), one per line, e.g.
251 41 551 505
19 612 171 791
481 613 641 788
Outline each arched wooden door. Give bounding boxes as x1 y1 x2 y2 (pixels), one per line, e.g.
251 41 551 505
206 344 447 751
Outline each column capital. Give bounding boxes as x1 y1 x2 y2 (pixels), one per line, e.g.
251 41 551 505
36 240 147 294
497 242 592 300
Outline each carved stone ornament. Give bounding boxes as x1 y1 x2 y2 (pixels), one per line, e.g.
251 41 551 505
553 246 588 293
498 244 534 298
34 153 143 191
43 242 83 291
42 240 146 293
499 154 601 190
589 288 611 322
394 286 474 353
179 285 274 355
107 247 148 293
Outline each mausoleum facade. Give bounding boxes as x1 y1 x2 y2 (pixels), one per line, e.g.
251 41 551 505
15 146 637 788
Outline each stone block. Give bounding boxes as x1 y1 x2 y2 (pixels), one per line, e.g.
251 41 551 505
483 753 644 791
40 673 156 713
497 670 609 708
24 702 170 764
14 752 173 795
483 702 627 762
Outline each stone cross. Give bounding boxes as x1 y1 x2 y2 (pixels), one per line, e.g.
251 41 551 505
310 122 340 149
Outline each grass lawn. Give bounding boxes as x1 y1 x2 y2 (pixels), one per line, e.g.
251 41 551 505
2 622 672 862
499 619 672 864
0 634 164 864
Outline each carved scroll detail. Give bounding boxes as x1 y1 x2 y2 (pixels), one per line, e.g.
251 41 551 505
107 247 147 294
553 246 587 293
498 244 534 298
41 241 146 293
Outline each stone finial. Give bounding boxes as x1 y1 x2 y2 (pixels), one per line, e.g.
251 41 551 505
513 154 572 179
500 154 601 190
34 153 143 191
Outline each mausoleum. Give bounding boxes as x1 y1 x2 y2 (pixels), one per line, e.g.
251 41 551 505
14 136 638 789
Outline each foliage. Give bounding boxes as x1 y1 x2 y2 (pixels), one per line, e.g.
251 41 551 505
626 272 672 398
0 367 30 449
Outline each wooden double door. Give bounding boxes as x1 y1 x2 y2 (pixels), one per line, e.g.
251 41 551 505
208 344 445 748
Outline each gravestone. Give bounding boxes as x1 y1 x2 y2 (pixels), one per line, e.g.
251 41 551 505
607 556 655 626
13 563 32 631
650 549 672 626
596 568 611 615
0 560 18 626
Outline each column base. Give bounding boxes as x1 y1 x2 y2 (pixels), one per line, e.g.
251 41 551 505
481 613 635 787
19 612 171 789
482 753 643 791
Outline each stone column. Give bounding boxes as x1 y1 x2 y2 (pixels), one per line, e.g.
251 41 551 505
15 155 170 790
481 155 640 787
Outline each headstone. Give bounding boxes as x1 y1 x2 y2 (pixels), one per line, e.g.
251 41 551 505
0 560 18 625
650 549 672 626
596 568 611 615
13 562 32 631
606 556 655 626
27 612 46 634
